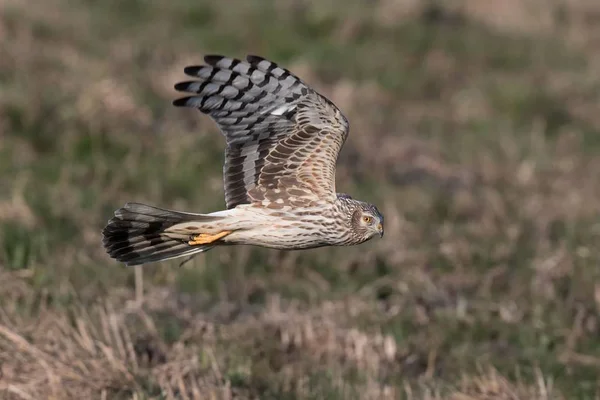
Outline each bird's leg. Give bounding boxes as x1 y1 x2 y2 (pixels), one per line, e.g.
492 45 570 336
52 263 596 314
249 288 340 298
188 230 232 246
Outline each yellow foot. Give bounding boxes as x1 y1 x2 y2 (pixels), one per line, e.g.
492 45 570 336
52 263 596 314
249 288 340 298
188 230 232 246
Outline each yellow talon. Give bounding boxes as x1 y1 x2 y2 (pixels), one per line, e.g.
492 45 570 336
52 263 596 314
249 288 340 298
188 230 232 246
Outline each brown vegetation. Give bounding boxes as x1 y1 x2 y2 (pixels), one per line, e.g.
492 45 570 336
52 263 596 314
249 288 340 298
1 0 599 398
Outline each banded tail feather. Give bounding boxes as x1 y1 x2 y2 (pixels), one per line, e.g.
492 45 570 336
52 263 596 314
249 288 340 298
102 203 225 266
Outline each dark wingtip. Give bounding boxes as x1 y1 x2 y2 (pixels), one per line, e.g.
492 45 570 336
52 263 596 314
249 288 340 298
182 65 202 77
174 81 195 92
204 54 225 65
246 54 268 65
172 97 193 107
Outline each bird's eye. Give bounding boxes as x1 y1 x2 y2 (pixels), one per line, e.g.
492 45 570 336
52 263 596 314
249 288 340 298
362 216 373 224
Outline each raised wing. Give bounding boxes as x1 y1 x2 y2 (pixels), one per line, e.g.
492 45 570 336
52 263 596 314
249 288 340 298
173 55 349 210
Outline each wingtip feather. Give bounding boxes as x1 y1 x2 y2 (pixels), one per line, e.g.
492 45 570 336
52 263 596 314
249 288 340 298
246 54 266 64
174 81 194 92
183 65 203 77
204 54 225 65
172 97 193 107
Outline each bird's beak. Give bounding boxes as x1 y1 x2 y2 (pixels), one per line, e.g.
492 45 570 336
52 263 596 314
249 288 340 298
377 223 384 238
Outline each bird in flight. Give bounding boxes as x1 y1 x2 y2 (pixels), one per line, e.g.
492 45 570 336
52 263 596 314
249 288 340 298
102 55 384 266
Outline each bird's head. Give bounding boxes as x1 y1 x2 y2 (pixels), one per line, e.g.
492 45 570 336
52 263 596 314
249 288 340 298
337 194 384 243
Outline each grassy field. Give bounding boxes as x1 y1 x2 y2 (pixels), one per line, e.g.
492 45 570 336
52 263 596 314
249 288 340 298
1 0 600 398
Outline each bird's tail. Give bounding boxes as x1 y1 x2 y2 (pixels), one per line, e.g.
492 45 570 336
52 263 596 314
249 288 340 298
102 203 230 266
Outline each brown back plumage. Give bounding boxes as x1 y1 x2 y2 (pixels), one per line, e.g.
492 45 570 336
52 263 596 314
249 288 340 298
173 55 349 210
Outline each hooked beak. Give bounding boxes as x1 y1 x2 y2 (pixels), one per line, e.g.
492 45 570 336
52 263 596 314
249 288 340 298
377 223 384 238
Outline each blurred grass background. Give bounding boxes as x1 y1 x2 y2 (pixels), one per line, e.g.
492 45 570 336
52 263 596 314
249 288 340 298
1 0 600 398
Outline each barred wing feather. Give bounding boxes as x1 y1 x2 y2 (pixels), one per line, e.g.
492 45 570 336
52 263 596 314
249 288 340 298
173 55 349 209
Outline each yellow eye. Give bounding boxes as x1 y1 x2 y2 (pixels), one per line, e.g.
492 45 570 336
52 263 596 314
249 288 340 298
362 216 373 224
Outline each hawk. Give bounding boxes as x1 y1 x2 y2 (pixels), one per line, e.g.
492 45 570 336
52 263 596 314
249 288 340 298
102 55 384 266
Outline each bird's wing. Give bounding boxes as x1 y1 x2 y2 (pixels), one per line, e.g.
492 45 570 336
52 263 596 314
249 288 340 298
174 55 349 210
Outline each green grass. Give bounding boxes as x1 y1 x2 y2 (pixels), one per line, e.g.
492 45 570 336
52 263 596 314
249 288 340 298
1 0 600 398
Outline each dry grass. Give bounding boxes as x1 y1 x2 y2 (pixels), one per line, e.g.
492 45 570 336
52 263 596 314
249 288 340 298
1 0 600 398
